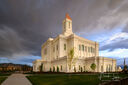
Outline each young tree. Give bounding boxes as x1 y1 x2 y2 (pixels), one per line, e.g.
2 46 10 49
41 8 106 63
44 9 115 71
90 63 96 72
68 48 78 72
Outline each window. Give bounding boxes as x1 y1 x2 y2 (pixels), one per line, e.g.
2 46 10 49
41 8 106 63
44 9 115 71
85 46 87 51
93 48 95 53
64 44 66 50
56 44 58 51
82 45 84 51
79 65 80 70
44 48 47 55
88 47 90 52
91 47 93 53
61 65 62 71
53 46 55 52
64 22 65 29
84 66 85 71
56 56 58 59
69 22 70 28
79 45 81 51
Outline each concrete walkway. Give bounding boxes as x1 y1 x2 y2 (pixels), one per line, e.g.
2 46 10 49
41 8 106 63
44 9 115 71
1 73 32 85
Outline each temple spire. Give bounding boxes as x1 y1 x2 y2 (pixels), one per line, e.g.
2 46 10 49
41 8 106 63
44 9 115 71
124 57 126 66
62 13 73 36
65 13 72 20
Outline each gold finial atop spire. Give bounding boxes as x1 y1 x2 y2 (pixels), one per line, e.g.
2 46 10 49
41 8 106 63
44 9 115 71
65 13 72 20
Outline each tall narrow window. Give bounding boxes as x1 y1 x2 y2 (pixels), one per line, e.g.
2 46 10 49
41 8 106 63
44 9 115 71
93 48 95 53
53 46 55 52
85 46 87 52
79 45 81 51
44 48 47 55
56 56 58 59
79 65 80 70
64 22 65 29
84 66 85 71
56 44 58 51
82 45 84 51
61 65 62 71
64 44 66 50
69 22 70 28
91 47 93 53
88 47 90 52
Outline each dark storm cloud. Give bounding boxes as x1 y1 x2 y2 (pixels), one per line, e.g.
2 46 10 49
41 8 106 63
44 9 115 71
0 25 26 57
0 0 128 60
100 39 128 51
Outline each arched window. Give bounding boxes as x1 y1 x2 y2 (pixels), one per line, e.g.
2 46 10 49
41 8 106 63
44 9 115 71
69 22 70 28
82 45 84 51
79 65 80 70
85 46 87 52
79 45 81 51
56 44 58 51
64 44 66 50
44 48 47 55
64 22 65 29
84 66 85 71
53 46 55 52
61 65 62 71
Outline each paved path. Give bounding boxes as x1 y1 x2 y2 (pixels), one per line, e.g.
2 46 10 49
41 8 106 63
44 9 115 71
1 73 32 85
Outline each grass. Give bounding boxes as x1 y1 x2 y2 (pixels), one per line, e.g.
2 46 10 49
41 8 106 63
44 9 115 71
27 73 128 85
27 74 100 85
0 77 7 84
0 73 10 76
0 73 11 84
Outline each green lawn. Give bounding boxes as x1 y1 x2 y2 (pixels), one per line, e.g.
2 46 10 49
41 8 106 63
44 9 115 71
27 74 100 85
0 73 10 84
0 77 7 84
0 73 10 76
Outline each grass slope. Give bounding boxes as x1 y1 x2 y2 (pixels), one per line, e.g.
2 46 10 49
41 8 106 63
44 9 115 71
27 74 100 85
0 77 7 84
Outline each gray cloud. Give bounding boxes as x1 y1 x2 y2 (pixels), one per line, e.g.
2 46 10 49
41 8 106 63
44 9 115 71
100 39 128 51
0 0 128 62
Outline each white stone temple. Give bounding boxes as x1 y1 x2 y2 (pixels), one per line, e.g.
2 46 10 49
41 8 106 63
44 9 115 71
33 13 116 72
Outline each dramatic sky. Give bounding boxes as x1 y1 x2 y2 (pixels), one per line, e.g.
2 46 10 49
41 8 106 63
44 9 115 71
0 0 128 65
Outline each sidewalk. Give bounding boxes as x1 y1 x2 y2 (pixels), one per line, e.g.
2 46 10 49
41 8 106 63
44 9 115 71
1 73 32 85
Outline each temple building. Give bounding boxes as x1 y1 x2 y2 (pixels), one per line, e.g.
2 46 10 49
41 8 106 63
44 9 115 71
33 14 116 72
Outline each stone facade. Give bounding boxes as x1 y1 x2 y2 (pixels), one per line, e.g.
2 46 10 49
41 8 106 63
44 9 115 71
33 14 116 72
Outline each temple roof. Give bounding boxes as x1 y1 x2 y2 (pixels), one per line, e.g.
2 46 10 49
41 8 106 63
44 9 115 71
66 13 72 20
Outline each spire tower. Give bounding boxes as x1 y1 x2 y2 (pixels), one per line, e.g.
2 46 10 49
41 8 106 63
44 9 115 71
62 13 73 36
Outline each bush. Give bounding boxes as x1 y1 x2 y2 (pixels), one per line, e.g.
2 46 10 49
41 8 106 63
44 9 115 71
50 68 52 72
53 66 55 72
74 67 76 72
57 66 59 72
81 67 83 72
90 63 96 72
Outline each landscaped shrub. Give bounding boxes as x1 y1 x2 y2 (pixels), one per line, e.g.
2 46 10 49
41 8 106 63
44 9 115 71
53 66 55 72
81 67 83 72
50 67 52 72
57 66 59 72
40 64 43 72
74 67 76 72
90 63 96 72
